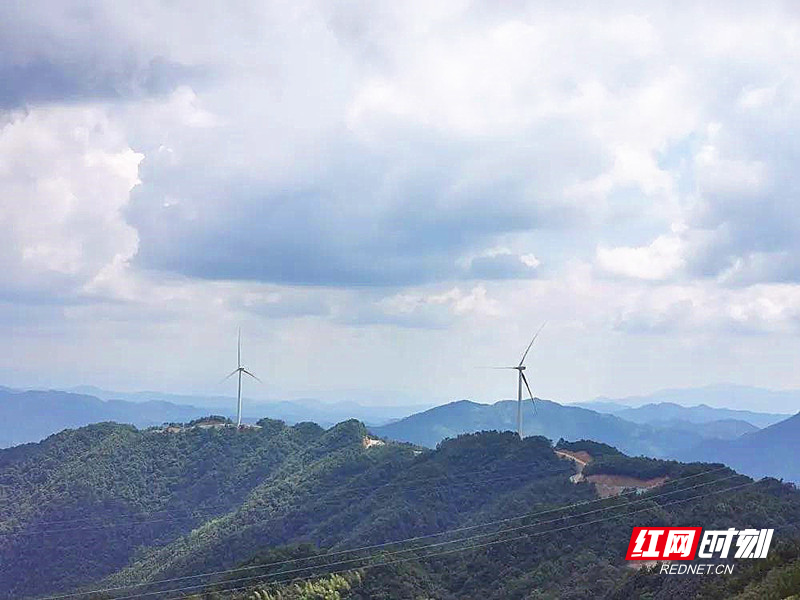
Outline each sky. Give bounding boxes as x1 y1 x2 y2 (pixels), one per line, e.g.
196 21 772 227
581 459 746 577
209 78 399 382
2 1 800 408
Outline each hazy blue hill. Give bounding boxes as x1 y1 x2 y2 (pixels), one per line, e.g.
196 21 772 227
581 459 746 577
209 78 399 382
571 400 631 413
0 389 211 447
678 412 800 482
611 402 786 429
663 418 758 440
584 384 796 420
369 398 719 457
68 386 429 427
0 386 431 448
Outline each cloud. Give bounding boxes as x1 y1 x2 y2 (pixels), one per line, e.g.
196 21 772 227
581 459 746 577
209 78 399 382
125 121 569 286
0 57 202 109
596 229 687 281
463 248 541 280
0 2 204 109
340 285 501 328
608 282 800 336
5 2 800 402
0 106 141 301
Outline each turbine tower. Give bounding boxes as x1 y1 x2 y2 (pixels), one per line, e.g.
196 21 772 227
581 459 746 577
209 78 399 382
494 323 546 439
223 328 260 428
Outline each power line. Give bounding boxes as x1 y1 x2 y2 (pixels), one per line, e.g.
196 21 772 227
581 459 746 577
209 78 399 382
168 473 751 597
1 460 531 525
2 451 593 528
190 478 781 600
35 465 735 600
2 461 584 537
126 477 764 600
211 519 800 600
38 466 733 599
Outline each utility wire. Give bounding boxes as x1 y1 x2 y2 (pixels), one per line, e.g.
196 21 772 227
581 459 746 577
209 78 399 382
2 462 586 537
3 459 568 527
199 509 800 600
167 473 751 597
134 477 764 600
35 465 735 600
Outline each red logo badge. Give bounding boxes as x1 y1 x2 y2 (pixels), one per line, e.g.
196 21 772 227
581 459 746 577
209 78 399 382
625 527 702 560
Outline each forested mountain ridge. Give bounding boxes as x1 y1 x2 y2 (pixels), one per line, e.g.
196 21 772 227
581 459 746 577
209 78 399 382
0 418 330 598
369 398 757 457
177 438 800 600
4 418 800 599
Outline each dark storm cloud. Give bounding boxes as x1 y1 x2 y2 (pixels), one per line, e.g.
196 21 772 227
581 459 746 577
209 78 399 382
0 1 204 109
129 182 546 287
0 57 202 108
686 180 800 285
464 253 539 280
125 110 599 288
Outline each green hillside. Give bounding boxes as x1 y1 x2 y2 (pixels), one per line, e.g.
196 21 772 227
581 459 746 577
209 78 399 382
3 420 800 599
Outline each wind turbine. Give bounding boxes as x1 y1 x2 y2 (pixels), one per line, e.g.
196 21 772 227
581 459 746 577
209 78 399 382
222 328 261 428
492 323 546 439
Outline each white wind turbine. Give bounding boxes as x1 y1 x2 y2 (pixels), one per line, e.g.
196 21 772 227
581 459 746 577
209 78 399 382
492 323 546 439
223 328 261 428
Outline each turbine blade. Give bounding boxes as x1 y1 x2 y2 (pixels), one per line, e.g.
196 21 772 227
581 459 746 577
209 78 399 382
237 327 241 368
520 371 536 416
241 368 262 383
476 366 518 370
219 369 239 384
518 321 547 367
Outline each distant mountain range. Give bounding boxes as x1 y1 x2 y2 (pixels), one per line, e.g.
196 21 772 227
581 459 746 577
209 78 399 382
678 412 800 482
575 401 788 429
67 385 431 426
0 389 211 447
0 386 432 447
369 398 760 458
3 383 797 460
580 383 800 414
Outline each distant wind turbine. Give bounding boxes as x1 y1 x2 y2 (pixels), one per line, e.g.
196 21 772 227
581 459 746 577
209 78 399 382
222 328 261 428
490 323 546 439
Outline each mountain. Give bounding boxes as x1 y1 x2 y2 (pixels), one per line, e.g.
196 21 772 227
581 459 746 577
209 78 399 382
369 398 752 457
571 400 631 413
660 418 758 440
582 400 787 429
678 412 800 482
67 385 429 426
3 420 800 600
0 387 432 447
584 384 798 416
0 389 211 447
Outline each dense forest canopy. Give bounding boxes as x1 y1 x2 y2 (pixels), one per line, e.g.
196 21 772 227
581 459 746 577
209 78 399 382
2 420 800 599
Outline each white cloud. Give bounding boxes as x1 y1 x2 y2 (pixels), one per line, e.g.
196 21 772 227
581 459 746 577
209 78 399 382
694 137 768 197
0 106 141 299
596 232 687 281
372 285 502 325
5 2 800 403
738 85 778 110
